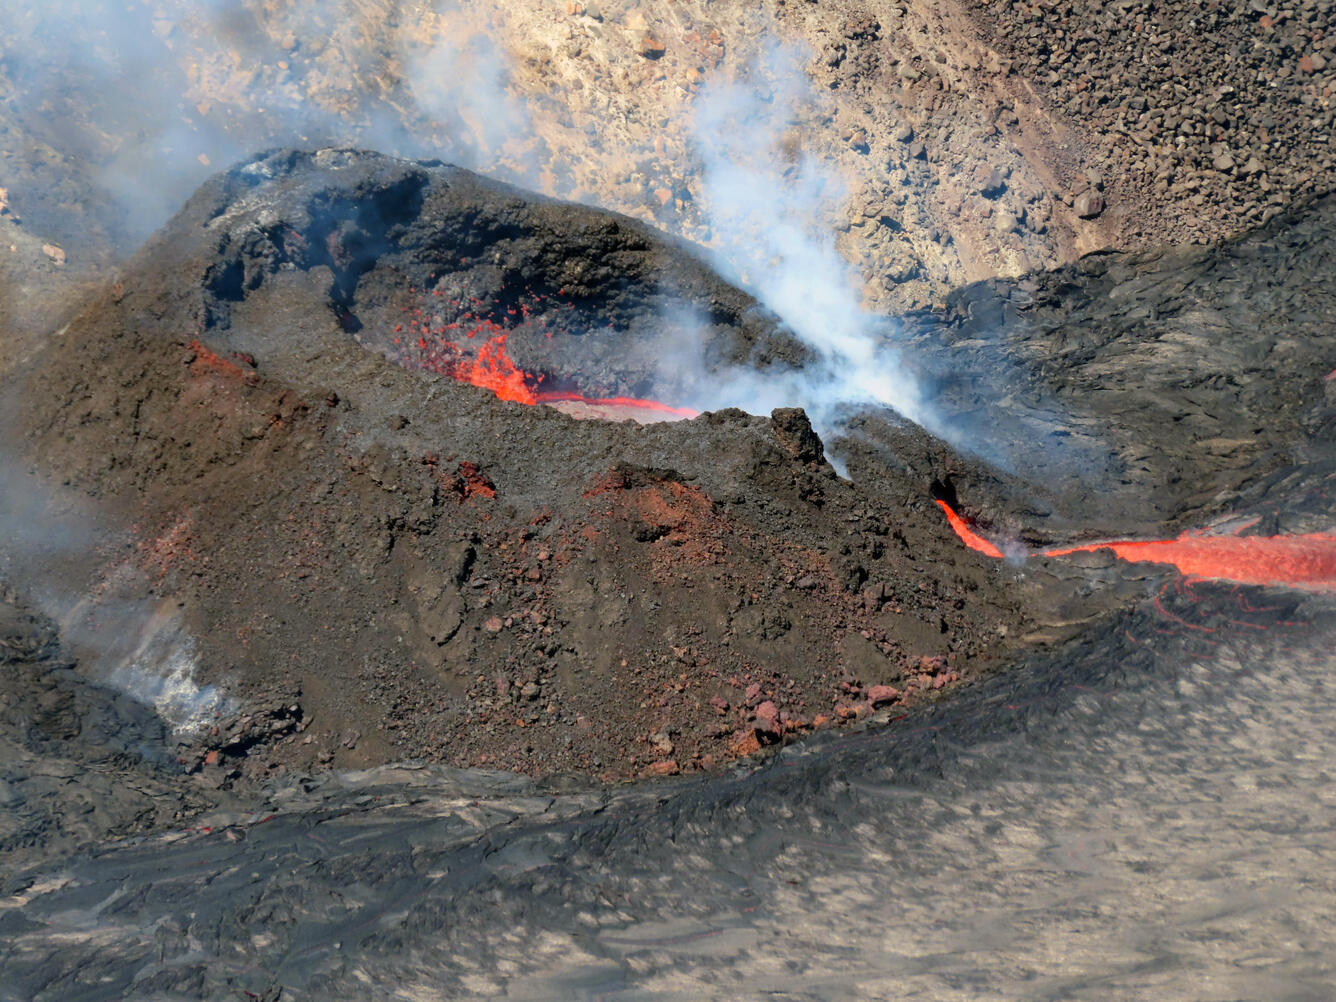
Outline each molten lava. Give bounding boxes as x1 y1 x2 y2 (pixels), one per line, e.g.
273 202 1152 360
934 499 1004 558
1043 534 1336 589
450 334 697 416
935 501 1336 591
396 293 698 419
457 333 537 405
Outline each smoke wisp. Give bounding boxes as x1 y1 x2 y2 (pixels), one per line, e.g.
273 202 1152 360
0 430 232 733
664 45 930 445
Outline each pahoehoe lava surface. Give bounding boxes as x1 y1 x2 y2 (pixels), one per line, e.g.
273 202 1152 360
840 191 1336 542
3 586 1334 1000
2 149 1334 999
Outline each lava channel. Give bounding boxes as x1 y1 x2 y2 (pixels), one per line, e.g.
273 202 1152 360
934 499 1004 558
428 332 697 422
936 501 1336 591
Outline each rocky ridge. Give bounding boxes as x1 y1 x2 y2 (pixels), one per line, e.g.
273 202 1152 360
2 0 1332 326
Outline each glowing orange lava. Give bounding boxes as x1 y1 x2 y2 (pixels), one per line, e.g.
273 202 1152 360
935 501 1336 590
934 499 1004 558
458 333 536 404
418 330 698 419
1044 534 1336 589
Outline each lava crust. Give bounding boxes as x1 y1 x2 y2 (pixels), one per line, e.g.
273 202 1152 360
13 149 1029 784
9 149 1334 793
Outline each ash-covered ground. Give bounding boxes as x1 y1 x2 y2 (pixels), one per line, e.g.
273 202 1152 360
10 146 1330 798
0 1 1333 997
10 91 1336 1002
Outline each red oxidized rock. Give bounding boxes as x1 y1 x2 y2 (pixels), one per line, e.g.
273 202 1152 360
729 729 763 756
866 684 900 706
754 700 781 735
456 461 496 500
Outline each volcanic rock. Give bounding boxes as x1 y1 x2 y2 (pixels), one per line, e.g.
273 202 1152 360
729 729 763 756
978 167 1008 198
10 147 1335 787
753 700 781 735
0 590 226 867
993 208 1020 234
10 149 1030 781
771 407 828 467
866 684 900 707
852 190 1336 542
1073 191 1105 218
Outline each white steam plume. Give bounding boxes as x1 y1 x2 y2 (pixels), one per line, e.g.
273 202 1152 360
406 24 538 178
0 434 233 733
683 46 930 437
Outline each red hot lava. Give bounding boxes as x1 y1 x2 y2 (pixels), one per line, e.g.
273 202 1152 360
936 501 1336 591
392 293 697 420
456 333 698 417
934 499 1004 558
1043 533 1336 589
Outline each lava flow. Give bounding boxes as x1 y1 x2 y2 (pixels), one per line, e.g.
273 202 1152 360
936 501 1336 590
934 499 1004 558
395 297 697 420
453 333 698 417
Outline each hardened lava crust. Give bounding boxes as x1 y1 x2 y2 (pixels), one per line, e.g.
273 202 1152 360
8 149 1334 804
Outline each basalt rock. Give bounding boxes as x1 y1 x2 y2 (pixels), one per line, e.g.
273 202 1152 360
10 149 1029 784
839 191 1336 543
8 148 1334 791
